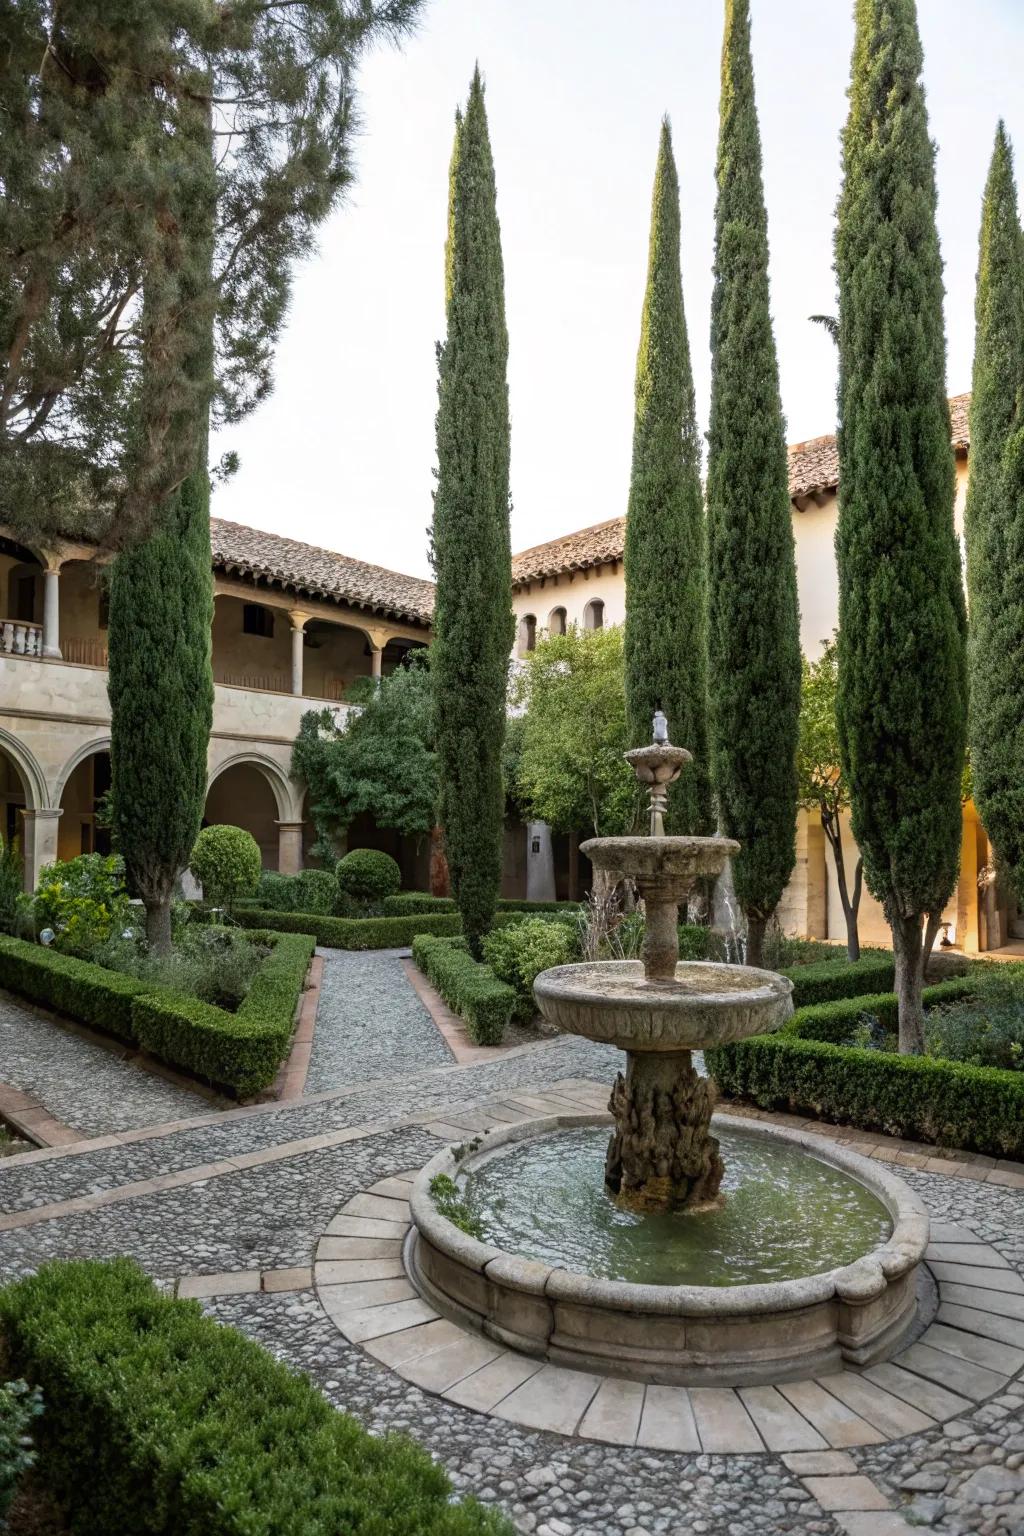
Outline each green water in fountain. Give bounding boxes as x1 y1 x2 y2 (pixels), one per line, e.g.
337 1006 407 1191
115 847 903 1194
459 1126 891 1287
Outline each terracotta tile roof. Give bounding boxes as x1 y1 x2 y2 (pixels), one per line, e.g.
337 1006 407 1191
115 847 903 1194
514 395 973 586
210 518 434 627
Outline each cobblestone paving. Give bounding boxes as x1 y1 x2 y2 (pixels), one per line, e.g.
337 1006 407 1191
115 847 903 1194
305 948 455 1093
0 992 207 1136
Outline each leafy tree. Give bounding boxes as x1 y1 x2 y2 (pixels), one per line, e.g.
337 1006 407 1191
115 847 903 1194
0 0 421 544
431 70 513 959
624 119 711 834
291 657 437 855
834 0 967 1053
512 626 639 840
796 637 862 960
965 124 1024 898
706 0 801 968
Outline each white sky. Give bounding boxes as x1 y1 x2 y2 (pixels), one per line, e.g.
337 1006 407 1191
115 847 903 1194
212 0 1024 582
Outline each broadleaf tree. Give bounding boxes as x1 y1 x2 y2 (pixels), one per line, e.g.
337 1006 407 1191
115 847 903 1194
796 636 862 961
624 118 711 834
431 69 514 958
964 124 1024 899
706 0 801 968
835 0 967 1052
0 0 421 545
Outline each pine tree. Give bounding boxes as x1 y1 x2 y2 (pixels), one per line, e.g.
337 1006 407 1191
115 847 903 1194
107 96 215 955
431 69 513 959
706 0 801 967
835 0 967 1053
965 125 1024 898
624 119 711 835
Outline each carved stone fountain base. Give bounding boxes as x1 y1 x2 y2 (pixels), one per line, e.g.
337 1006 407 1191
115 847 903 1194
604 1051 725 1212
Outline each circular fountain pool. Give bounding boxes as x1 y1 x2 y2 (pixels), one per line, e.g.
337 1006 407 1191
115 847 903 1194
459 1124 893 1288
408 1112 930 1387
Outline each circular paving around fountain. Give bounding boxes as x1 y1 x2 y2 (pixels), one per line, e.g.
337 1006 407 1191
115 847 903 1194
313 1110 1024 1457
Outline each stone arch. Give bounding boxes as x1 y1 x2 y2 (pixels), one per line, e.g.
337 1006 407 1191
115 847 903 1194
53 735 111 810
54 736 111 860
206 751 294 820
0 726 46 811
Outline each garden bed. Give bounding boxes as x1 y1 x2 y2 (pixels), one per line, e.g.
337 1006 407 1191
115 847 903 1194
0 1258 510 1536
0 930 314 1098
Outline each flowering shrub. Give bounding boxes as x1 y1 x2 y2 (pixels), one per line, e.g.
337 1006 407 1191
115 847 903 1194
31 854 134 956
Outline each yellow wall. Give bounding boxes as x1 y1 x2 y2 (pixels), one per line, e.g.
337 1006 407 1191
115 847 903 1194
512 560 626 652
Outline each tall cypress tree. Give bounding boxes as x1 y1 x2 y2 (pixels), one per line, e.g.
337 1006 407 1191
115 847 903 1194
965 125 1024 897
431 69 513 959
108 92 215 954
835 0 967 1052
706 0 801 967
624 119 711 835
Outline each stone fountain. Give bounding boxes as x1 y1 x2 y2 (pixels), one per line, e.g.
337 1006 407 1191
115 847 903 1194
534 714 791 1212
406 719 929 1385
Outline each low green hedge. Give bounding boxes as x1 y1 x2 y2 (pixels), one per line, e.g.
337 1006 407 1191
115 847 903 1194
411 934 516 1045
704 977 1024 1157
382 893 580 917
0 935 147 1042
0 1258 510 1536
0 930 313 1097
132 930 314 1096
784 954 895 1009
229 906 557 950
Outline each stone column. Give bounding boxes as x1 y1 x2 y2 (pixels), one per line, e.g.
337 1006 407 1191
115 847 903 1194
41 565 62 659
526 820 556 902
276 821 304 875
370 644 383 682
20 808 62 892
289 613 307 697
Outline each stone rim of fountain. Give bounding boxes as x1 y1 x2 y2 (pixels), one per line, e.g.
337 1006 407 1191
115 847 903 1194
407 1111 930 1387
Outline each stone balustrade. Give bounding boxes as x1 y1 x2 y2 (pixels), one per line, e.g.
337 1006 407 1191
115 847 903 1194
0 620 43 658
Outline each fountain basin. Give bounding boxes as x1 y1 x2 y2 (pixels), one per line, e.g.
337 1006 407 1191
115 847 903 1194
533 958 793 1052
582 833 738 886
407 1113 929 1387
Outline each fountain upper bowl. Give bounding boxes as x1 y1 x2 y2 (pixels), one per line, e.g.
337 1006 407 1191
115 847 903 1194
533 958 793 1052
580 834 740 886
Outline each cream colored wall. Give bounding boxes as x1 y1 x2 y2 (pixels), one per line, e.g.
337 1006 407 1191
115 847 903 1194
512 560 626 653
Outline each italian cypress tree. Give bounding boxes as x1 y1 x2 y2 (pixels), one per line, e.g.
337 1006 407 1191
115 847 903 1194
835 0 967 1053
108 94 215 955
431 69 513 959
706 0 801 967
965 126 1024 898
624 119 712 835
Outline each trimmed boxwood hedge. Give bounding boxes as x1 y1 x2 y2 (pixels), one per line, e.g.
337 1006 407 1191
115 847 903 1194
0 931 313 1097
704 977 1024 1157
784 954 895 1008
383 893 579 917
228 906 562 950
0 1258 511 1536
411 934 516 1045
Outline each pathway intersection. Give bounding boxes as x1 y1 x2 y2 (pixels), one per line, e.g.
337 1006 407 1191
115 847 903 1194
0 948 1023 1535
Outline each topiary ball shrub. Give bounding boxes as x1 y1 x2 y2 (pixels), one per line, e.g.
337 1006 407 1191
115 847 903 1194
294 868 337 915
336 849 401 905
191 826 262 909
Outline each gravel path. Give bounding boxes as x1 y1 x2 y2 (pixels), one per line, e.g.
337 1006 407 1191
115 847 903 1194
0 992 208 1136
304 947 456 1093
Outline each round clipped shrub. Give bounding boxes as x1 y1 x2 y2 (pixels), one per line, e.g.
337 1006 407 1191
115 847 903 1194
190 825 262 909
336 848 401 903
294 868 337 915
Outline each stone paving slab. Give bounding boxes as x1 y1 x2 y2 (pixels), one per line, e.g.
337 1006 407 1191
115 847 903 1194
927 1258 1024 1291
443 1350 542 1412
577 1376 645 1446
861 1361 972 1421
940 1280 1024 1319
689 1388 764 1453
493 1363 601 1435
635 1384 701 1452
813 1374 934 1439
737 1386 826 1452
894 1341 1008 1400
777 1381 886 1447
921 1318 1024 1374
399 1332 502 1394
937 1299 1024 1348
801 1473 891 1511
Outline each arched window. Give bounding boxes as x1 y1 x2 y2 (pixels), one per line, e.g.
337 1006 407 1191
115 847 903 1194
518 614 537 656
548 606 567 637
584 598 604 631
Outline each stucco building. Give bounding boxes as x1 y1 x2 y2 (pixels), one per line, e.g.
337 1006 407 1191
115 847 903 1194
0 518 433 890
510 394 1020 955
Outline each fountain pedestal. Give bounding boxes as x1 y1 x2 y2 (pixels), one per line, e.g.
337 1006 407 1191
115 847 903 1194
605 1049 724 1211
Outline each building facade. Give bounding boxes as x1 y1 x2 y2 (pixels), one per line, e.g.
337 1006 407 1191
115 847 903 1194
509 394 1021 954
0 519 433 890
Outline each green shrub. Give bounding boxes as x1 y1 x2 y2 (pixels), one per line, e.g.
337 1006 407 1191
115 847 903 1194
30 854 133 956
782 979 976 1045
783 954 895 1008
412 934 516 1045
383 893 459 915
678 923 713 961
294 868 337 914
336 848 401 903
97 926 269 1012
0 1378 43 1527
258 872 297 911
706 1028 1024 1158
0 1259 511 1536
482 917 577 1022
0 935 147 1042
0 841 22 937
132 930 313 1095
925 968 1024 1071
190 825 262 909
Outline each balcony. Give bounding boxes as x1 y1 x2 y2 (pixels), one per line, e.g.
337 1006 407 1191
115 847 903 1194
0 620 43 658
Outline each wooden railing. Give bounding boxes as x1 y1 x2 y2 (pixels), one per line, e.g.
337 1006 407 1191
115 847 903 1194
0 620 42 658
63 636 108 668
214 668 289 693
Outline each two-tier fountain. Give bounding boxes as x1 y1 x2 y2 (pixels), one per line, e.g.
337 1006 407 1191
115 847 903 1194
408 721 929 1385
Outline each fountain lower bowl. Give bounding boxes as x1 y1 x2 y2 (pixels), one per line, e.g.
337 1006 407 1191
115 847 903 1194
408 1113 929 1387
533 959 794 1051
